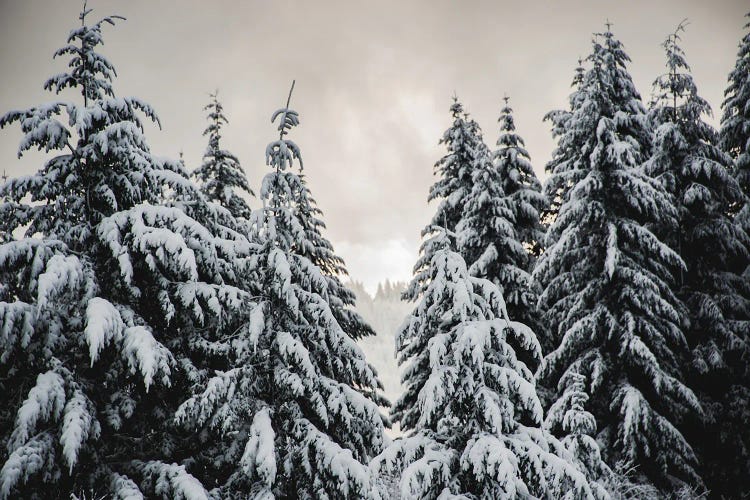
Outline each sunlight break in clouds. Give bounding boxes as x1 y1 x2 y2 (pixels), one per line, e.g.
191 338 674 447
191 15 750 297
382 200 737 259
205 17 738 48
335 238 415 295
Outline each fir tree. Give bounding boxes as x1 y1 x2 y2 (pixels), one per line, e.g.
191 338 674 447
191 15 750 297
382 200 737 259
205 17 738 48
176 83 387 498
478 95 547 351
457 135 542 368
535 26 702 491
192 91 254 220
545 372 611 500
0 7 250 498
293 173 375 340
379 231 596 499
493 95 547 261
403 97 482 301
543 57 590 224
721 13 750 241
649 23 750 496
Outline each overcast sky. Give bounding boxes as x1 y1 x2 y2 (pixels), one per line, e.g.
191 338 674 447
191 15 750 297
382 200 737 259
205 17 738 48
0 0 746 293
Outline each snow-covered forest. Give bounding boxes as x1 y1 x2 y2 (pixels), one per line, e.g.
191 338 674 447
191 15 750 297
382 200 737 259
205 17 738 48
0 3 749 499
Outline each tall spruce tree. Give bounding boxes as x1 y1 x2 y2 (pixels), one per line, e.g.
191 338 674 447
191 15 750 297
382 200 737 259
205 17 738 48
457 134 542 368
380 230 597 499
649 23 750 497
535 27 702 491
543 58 590 224
403 97 481 301
192 91 254 220
0 7 256 498
481 96 547 350
544 372 611 500
721 13 750 238
176 84 387 498
493 96 547 261
292 173 376 340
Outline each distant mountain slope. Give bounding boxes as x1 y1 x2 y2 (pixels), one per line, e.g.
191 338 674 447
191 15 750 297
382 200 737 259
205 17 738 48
349 280 411 411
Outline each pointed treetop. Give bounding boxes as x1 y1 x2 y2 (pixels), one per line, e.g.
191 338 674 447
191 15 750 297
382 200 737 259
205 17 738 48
499 94 516 134
274 79 296 139
45 5 126 105
79 0 92 24
203 90 227 134
662 19 691 71
650 20 713 125
266 80 302 172
449 94 465 118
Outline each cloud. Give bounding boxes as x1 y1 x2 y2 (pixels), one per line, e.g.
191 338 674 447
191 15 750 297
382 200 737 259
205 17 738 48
0 0 746 291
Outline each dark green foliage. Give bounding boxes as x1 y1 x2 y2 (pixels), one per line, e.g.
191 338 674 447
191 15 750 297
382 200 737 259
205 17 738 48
536 27 702 492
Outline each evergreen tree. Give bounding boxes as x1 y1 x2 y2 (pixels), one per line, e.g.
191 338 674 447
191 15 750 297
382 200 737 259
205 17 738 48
403 97 481 301
535 27 702 491
379 231 596 499
493 96 547 260
466 95 547 352
457 134 542 367
176 84 387 498
192 91 254 220
293 172 375 340
545 373 611 500
721 13 750 241
649 23 750 497
543 57 590 223
0 7 251 498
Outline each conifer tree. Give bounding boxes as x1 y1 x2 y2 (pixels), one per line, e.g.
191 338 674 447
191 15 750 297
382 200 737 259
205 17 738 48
403 97 482 301
292 173 375 340
721 13 750 239
493 96 547 261
543 57 590 223
0 7 251 498
535 27 702 491
465 95 546 351
721 12 750 194
192 91 254 220
176 83 387 498
649 23 750 496
457 134 542 367
379 230 596 499
545 373 611 500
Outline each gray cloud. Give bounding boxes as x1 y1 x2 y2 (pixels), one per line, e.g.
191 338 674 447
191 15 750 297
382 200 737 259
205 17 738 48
0 0 746 289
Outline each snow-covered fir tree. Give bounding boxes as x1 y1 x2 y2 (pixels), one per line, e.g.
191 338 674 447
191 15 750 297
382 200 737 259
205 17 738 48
403 97 482 301
544 373 611 500
378 230 597 499
535 26 702 491
493 95 547 261
721 13 750 229
457 135 542 368
0 8 254 498
175 84 387 498
292 172 375 341
649 23 750 497
476 95 547 351
192 91 254 220
543 57 591 224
